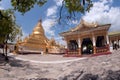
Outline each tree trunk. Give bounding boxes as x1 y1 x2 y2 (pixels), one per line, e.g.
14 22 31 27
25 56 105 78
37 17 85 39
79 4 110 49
5 41 9 61
2 44 5 56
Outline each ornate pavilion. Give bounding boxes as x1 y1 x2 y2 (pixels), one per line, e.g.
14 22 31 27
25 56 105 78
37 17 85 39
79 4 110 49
60 19 112 56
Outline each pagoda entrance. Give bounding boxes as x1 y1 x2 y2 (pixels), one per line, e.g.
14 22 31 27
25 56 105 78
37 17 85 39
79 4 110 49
68 40 78 51
81 38 93 54
96 36 105 47
95 36 109 53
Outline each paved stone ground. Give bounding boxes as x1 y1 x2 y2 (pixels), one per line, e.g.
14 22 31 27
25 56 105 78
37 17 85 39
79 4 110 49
0 49 120 80
12 54 81 61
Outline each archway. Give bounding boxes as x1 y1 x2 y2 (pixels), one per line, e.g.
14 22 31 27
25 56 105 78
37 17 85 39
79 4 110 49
96 36 105 47
81 38 93 54
68 40 78 50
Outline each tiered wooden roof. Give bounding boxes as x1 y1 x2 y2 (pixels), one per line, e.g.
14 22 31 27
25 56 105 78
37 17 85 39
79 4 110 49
60 19 111 36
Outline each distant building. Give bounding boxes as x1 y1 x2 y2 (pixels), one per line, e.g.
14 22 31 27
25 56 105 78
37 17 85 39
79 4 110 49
109 31 120 50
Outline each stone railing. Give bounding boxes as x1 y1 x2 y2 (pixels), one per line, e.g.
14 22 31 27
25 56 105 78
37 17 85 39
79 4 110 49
96 46 109 53
67 49 79 54
48 48 65 54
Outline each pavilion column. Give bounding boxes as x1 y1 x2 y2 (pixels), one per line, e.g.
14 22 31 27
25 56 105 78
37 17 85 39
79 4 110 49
106 33 110 51
117 39 119 48
92 34 96 54
118 40 120 48
78 38 81 55
66 40 68 49
66 40 69 50
64 40 69 54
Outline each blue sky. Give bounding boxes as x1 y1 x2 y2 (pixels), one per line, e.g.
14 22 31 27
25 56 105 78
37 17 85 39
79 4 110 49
0 0 120 45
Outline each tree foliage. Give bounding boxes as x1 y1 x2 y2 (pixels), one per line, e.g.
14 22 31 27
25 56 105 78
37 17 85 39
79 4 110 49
0 0 93 23
11 0 47 14
10 0 92 16
58 0 93 23
0 9 22 44
64 0 93 14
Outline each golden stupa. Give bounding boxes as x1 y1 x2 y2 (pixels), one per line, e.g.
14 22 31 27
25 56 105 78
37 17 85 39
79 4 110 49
16 20 63 54
17 20 49 53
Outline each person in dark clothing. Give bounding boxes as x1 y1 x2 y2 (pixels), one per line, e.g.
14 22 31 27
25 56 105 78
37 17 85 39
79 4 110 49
46 48 48 54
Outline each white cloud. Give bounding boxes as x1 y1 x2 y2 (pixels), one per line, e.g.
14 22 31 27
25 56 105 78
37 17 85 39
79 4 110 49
83 0 120 32
45 0 66 45
54 0 63 6
47 6 57 17
0 1 4 10
100 0 112 4
44 2 59 38
0 7 4 10
42 19 57 37
71 20 79 24
55 36 66 46
0 0 11 10
21 31 29 40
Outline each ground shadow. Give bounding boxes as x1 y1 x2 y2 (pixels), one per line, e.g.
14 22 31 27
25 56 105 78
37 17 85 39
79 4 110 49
0 53 29 67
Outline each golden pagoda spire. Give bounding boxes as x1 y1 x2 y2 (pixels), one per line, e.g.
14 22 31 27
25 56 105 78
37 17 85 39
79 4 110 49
39 19 42 23
33 19 44 35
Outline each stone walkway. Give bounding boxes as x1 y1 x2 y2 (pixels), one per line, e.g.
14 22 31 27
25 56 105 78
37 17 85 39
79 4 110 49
0 49 120 80
9 53 87 64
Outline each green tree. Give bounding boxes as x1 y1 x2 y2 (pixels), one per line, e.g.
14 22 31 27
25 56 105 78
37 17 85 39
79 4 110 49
0 0 93 22
10 0 92 13
0 9 22 61
11 0 47 14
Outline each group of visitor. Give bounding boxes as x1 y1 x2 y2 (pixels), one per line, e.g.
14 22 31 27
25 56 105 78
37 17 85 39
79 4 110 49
112 41 119 50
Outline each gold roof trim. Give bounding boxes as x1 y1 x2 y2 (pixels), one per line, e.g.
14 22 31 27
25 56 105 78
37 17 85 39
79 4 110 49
108 31 120 36
70 19 98 32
